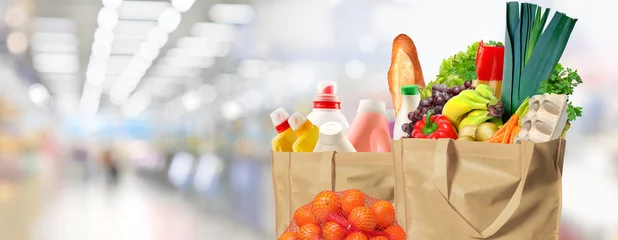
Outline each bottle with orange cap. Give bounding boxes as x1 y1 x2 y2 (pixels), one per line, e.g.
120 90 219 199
270 108 297 152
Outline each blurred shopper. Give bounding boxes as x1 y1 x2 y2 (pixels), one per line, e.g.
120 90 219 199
71 144 89 180
102 149 119 185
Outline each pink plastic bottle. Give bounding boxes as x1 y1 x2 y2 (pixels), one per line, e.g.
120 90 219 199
346 99 392 152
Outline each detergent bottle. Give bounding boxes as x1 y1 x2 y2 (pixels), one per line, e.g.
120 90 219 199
289 112 319 152
347 99 392 152
306 81 350 130
270 108 297 152
313 121 356 152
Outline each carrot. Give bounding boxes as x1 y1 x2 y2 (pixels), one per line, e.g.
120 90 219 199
501 115 519 144
484 114 518 143
484 131 506 143
510 125 521 143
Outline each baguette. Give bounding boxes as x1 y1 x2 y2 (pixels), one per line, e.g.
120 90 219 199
388 34 425 116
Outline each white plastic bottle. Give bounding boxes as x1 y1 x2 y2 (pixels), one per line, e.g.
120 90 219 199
313 122 356 152
393 85 420 140
306 81 350 131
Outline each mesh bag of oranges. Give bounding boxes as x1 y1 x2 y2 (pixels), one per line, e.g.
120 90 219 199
279 189 406 240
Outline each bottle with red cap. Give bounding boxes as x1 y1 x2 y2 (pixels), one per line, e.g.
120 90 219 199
270 107 297 152
306 81 350 131
288 112 319 152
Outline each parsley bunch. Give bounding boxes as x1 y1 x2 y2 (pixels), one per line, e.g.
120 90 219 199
538 63 583 121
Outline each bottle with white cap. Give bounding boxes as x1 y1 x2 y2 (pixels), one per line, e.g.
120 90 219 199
306 81 350 131
313 121 356 152
288 112 320 152
346 99 392 152
270 107 297 152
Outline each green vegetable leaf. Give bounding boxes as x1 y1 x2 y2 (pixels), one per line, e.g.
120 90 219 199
567 103 583 122
539 63 584 121
421 42 480 98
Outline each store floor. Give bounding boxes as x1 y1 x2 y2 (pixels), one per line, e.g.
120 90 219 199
4 169 264 240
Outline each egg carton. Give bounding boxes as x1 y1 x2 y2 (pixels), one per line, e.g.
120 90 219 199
514 93 568 143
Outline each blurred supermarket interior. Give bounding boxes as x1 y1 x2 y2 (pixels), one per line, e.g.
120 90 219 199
0 0 617 239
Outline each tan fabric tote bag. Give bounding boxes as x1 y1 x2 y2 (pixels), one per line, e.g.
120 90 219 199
271 151 395 237
393 138 565 239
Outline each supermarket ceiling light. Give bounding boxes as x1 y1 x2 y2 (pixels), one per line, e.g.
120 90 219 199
147 26 169 47
34 53 79 74
172 0 195 13
208 4 255 25
118 1 170 21
32 33 79 47
94 28 115 44
222 101 242 120
110 4 192 104
79 83 102 116
91 43 112 58
137 40 160 62
182 91 201 111
80 0 123 116
31 33 79 54
109 85 130 105
6 31 29 55
157 7 181 33
86 63 107 86
190 22 237 42
122 91 151 118
4 5 27 28
97 7 119 30
29 83 51 107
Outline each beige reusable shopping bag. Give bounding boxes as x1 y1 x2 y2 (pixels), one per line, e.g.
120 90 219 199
271 151 395 237
393 138 565 240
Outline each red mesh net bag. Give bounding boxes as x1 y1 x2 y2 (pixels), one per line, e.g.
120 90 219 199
279 189 406 240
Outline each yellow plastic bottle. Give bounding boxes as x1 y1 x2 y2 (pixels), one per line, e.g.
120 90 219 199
270 108 297 152
288 112 320 152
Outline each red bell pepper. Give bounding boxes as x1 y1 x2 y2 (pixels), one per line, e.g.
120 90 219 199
412 110 458 139
475 40 505 81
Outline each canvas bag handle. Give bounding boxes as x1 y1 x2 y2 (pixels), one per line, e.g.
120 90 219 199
433 139 535 238
319 151 337 191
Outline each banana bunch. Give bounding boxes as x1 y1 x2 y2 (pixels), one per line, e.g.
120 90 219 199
442 84 504 131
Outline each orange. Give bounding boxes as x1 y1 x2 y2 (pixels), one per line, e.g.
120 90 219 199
348 207 377 232
384 225 406 240
294 205 318 228
322 221 347 240
370 200 396 229
312 191 341 222
340 189 366 216
279 232 298 240
345 232 368 240
368 236 388 240
298 223 321 240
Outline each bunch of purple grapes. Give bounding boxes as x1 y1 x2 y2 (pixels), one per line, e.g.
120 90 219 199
402 80 474 138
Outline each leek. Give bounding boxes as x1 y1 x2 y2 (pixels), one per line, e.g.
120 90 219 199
501 1 577 120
